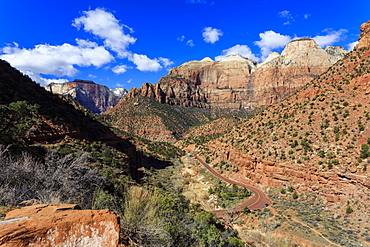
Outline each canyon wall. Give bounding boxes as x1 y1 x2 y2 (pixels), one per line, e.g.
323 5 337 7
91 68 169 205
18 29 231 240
46 79 127 113
127 39 349 110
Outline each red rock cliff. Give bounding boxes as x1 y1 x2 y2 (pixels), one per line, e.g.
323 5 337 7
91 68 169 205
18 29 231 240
126 39 348 110
46 80 127 113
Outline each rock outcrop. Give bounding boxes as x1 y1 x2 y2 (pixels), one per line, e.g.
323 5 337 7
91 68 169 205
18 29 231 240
46 80 127 113
0 204 120 247
357 20 370 49
126 39 349 110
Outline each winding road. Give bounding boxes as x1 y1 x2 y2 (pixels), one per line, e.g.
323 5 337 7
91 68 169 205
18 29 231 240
194 154 272 215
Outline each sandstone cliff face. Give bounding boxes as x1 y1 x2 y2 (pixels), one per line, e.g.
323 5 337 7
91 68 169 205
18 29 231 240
126 39 349 110
46 80 127 113
357 20 370 49
251 39 349 106
0 204 120 247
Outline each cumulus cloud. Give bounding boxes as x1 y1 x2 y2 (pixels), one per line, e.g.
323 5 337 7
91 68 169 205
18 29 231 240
215 44 259 62
254 30 292 59
158 57 174 67
178 35 195 47
73 8 136 58
203 27 223 44
20 69 69 86
348 41 359 50
177 35 186 42
112 65 129 74
186 40 195 47
0 8 173 86
312 29 347 47
0 41 114 85
128 54 173 72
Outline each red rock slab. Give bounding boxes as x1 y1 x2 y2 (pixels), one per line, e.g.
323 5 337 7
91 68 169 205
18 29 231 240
0 204 120 247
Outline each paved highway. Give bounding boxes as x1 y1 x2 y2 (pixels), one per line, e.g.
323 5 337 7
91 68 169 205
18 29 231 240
194 154 272 215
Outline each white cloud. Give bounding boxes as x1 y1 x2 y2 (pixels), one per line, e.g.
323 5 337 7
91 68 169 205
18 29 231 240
348 41 359 50
215 44 260 62
158 57 174 67
278 10 294 25
127 79 132 83
304 14 310 19
312 29 347 47
187 0 207 4
112 64 128 74
178 36 195 47
0 8 173 86
127 53 173 72
278 10 292 19
128 54 162 72
73 8 136 58
186 40 195 47
75 39 98 48
254 30 292 59
0 41 114 85
88 74 97 78
177 35 185 42
203 27 223 44
20 69 68 86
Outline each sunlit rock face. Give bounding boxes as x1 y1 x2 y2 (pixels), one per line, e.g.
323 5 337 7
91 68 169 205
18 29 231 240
46 79 126 113
126 39 348 110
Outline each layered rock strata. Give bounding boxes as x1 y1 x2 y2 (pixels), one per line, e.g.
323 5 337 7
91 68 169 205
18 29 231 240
46 79 127 113
126 39 348 110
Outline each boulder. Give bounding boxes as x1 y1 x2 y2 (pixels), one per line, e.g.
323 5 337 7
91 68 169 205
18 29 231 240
0 204 120 247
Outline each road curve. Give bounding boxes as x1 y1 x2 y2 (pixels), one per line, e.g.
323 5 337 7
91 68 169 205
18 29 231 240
194 154 272 215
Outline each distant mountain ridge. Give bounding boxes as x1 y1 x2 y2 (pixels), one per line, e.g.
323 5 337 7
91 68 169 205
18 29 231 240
126 39 349 110
46 79 127 114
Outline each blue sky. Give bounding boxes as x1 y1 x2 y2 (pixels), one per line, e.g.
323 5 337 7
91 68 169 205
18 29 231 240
0 0 368 90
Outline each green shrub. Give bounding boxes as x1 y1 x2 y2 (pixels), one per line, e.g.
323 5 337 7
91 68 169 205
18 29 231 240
0 101 39 148
346 206 354 214
292 192 298 199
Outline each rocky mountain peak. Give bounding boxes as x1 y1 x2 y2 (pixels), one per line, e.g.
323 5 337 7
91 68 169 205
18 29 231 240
200 57 214 62
46 80 126 114
357 20 370 49
258 52 280 67
281 38 321 57
110 87 128 98
72 79 95 84
221 54 249 62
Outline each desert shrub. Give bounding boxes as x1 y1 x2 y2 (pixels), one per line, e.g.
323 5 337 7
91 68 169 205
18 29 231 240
119 185 241 246
360 144 370 159
346 206 354 214
119 186 169 246
0 147 105 208
292 192 298 199
0 101 39 148
228 237 245 247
